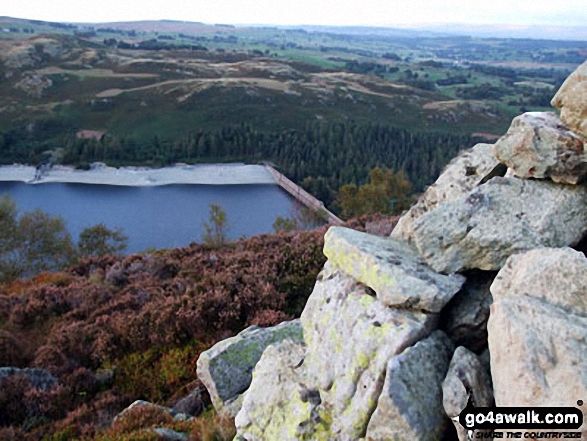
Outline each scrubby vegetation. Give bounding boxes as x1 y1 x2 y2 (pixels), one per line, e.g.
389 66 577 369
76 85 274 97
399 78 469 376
0 195 128 282
0 220 344 439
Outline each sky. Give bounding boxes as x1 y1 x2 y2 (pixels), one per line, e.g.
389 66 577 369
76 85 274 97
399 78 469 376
2 0 587 28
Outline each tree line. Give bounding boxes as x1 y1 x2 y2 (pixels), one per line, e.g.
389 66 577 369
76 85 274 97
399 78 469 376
0 196 127 282
55 121 472 208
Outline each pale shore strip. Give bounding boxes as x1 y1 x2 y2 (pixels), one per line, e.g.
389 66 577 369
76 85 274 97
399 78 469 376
0 163 277 186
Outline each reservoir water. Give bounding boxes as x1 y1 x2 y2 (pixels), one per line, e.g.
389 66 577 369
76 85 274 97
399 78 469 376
0 182 296 253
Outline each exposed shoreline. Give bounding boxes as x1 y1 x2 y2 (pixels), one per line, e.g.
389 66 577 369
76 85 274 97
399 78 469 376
0 163 277 186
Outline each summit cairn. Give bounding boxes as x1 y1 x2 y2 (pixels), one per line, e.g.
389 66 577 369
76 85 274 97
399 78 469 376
198 60 587 441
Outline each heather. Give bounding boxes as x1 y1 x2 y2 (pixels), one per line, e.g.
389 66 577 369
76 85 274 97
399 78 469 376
0 224 342 439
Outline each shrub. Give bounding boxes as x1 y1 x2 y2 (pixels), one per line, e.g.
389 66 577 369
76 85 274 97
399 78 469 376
201 204 229 248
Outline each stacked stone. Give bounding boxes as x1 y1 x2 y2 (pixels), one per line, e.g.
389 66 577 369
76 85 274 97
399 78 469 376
196 60 587 441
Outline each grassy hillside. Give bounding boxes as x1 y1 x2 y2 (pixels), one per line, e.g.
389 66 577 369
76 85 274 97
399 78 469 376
0 18 584 208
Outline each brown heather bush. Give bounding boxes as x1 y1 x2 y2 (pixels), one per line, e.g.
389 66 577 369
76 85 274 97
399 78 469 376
110 404 175 434
0 374 70 428
0 217 393 439
0 329 29 366
189 412 237 441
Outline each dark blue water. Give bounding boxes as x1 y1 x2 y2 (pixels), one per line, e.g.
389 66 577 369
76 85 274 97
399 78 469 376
0 182 295 253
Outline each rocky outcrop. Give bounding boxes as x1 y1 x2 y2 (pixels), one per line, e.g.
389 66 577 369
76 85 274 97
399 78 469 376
196 319 303 417
324 227 465 312
442 347 494 441
366 331 454 441
236 263 436 440
493 112 586 184
197 61 587 440
392 143 501 242
488 248 587 439
300 264 436 439
490 247 587 314
488 294 587 438
412 177 587 272
552 60 587 139
234 340 312 441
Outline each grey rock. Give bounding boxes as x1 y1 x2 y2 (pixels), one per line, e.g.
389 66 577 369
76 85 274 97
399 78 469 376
151 428 188 441
488 294 587 439
366 331 455 441
493 112 586 184
551 60 587 139
440 271 495 352
234 340 316 441
491 247 587 316
301 263 437 440
196 319 303 417
172 385 207 417
0 367 56 390
442 347 494 441
235 263 436 441
392 143 501 242
113 400 193 426
324 226 465 312
104 262 127 286
412 177 587 272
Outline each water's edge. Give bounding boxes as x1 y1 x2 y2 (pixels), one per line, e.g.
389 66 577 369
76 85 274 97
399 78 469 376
0 163 277 186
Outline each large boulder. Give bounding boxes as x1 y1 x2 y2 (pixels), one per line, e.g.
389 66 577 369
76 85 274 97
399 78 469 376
392 143 502 242
365 331 454 441
324 226 465 312
196 319 303 417
493 112 586 184
440 271 495 352
412 177 587 272
488 249 587 438
442 346 494 441
234 340 317 441
490 247 587 314
300 263 436 439
551 60 587 139
488 295 587 439
235 263 436 440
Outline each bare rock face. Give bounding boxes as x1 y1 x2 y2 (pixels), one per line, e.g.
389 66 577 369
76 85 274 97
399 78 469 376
196 319 303 417
365 331 454 441
324 226 465 312
301 263 436 439
491 247 587 315
392 143 502 242
234 340 315 441
493 112 586 184
442 346 494 441
488 249 587 439
234 263 436 441
488 295 587 439
551 60 587 140
412 177 587 272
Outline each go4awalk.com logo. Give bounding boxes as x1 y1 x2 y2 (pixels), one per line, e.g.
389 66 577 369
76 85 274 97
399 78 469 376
458 401 584 439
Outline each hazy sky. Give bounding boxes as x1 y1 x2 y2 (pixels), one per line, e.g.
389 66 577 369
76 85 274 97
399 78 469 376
3 0 587 27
